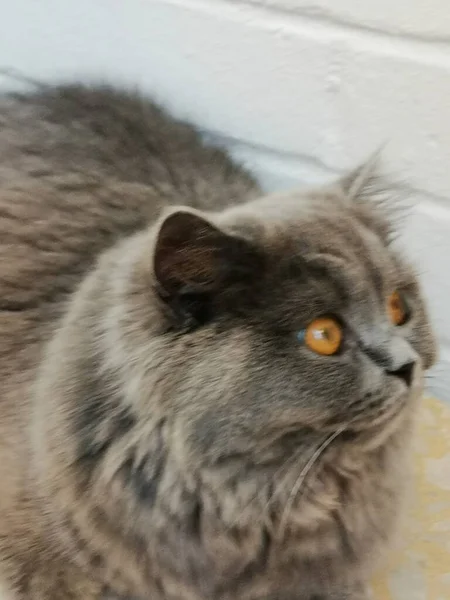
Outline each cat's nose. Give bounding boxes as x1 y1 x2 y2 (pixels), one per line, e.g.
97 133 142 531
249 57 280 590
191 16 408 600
387 361 415 387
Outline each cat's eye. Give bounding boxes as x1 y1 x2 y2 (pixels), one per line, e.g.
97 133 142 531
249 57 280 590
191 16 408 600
298 316 343 356
388 291 409 326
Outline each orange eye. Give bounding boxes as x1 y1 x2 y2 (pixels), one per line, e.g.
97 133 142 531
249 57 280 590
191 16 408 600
388 291 409 326
303 317 343 356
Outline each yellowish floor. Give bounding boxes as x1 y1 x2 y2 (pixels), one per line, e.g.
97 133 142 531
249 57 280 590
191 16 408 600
371 396 450 600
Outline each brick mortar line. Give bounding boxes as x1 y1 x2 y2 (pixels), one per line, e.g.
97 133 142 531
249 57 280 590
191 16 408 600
204 128 450 209
225 0 450 47
159 0 450 67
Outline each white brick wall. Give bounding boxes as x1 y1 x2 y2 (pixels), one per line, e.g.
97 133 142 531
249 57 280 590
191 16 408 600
1 0 449 399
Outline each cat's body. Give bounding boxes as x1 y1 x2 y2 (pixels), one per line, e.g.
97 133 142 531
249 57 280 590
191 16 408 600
0 84 436 600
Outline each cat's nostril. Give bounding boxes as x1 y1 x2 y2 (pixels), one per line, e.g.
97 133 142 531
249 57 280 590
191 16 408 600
387 361 416 387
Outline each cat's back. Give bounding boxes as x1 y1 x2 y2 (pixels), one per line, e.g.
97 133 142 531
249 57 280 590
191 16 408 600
0 84 257 203
0 83 258 338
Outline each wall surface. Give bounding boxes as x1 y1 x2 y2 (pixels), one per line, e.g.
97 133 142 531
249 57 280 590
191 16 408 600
1 0 450 398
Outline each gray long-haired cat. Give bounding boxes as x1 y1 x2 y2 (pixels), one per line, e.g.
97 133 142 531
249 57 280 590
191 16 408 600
0 84 436 600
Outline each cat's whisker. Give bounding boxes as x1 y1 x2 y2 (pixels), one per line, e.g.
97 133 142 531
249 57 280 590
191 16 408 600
260 446 306 520
227 444 304 530
230 433 332 530
276 426 346 540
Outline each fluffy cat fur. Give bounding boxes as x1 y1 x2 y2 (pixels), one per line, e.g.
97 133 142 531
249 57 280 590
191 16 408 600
0 84 436 600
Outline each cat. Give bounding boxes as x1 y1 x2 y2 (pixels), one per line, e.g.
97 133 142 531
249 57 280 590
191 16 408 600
0 83 436 600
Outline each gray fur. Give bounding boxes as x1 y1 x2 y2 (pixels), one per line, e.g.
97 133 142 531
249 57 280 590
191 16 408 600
0 84 436 600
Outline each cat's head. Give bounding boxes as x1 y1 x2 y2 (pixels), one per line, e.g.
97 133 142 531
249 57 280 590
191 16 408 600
112 165 436 469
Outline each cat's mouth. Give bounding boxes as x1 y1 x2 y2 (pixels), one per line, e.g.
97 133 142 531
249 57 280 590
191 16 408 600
332 387 418 452
266 388 414 455
356 390 410 428
318 385 416 446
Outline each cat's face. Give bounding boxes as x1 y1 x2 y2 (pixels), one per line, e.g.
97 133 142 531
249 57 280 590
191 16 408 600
146 173 436 467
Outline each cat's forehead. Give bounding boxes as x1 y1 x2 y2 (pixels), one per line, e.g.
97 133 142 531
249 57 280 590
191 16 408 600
224 188 342 223
224 189 389 266
221 189 409 308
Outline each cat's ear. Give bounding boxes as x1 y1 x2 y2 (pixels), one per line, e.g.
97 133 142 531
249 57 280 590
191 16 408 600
337 152 404 239
338 152 381 202
153 210 259 296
